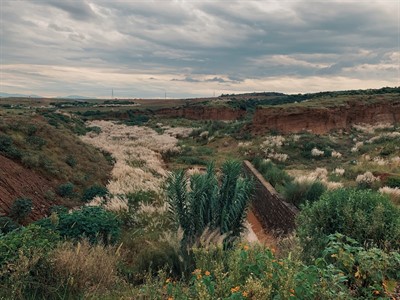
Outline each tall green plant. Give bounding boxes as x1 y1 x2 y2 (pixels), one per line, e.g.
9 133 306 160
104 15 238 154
167 161 253 249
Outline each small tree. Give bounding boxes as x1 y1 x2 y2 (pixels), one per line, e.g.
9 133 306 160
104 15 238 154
167 160 253 249
9 197 32 223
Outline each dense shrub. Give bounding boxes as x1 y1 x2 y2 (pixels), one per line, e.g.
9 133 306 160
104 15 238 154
282 180 326 208
297 188 400 262
322 233 400 298
37 206 121 245
0 225 59 267
125 240 183 283
9 197 32 223
56 182 75 198
26 135 46 150
81 184 108 202
252 157 292 188
0 134 22 159
0 225 60 299
0 216 19 234
386 176 400 188
65 154 77 167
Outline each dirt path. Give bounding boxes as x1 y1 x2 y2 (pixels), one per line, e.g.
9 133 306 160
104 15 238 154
247 209 278 250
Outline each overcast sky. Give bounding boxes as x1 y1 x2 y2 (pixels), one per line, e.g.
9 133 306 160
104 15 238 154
1 0 399 98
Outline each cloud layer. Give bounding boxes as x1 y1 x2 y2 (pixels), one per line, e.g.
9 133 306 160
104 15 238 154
1 0 399 98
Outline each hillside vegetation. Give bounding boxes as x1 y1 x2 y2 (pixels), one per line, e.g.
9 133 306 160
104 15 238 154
0 111 112 220
0 87 399 299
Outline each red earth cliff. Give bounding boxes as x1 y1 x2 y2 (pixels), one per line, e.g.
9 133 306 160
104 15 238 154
252 99 400 134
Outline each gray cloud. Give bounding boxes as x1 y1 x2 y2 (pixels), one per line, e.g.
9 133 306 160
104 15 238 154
1 0 398 98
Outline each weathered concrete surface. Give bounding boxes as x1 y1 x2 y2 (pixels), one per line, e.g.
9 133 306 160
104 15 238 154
243 160 298 235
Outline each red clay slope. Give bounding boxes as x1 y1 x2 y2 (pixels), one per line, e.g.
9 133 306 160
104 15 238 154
0 155 62 220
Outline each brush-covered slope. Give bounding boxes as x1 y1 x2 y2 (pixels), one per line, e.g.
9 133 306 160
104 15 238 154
0 112 112 220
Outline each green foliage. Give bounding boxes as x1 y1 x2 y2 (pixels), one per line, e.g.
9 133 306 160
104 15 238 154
322 233 400 298
36 206 121 245
0 217 19 234
125 241 183 283
9 197 32 223
65 154 77 167
282 180 326 208
26 135 46 150
81 184 108 202
297 188 400 262
167 161 253 249
158 244 350 300
56 182 75 198
386 176 400 188
0 224 59 267
124 114 149 126
0 134 22 159
252 157 292 188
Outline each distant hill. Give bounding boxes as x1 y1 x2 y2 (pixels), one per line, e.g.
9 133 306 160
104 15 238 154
0 92 42 98
56 95 97 100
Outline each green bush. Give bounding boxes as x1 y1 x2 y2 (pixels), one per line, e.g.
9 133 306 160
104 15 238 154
252 157 292 188
26 135 46 150
56 182 75 198
0 216 19 234
36 206 121 245
297 188 400 262
282 180 326 208
81 184 108 202
0 224 59 267
0 134 22 159
386 176 400 188
9 197 32 223
125 241 183 283
322 233 400 298
65 154 77 167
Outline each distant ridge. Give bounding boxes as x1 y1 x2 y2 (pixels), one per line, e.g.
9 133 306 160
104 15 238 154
56 95 97 100
0 92 42 98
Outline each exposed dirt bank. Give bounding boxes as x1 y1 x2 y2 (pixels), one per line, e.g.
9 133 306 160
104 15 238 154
0 155 63 220
252 99 400 134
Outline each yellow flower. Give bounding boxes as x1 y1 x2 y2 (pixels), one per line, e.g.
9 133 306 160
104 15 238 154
166 278 171 283
168 297 174 300
205 271 211 276
197 274 202 280
243 245 249 251
231 286 240 293
242 291 248 297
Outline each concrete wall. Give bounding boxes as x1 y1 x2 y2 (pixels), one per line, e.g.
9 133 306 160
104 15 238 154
243 160 298 235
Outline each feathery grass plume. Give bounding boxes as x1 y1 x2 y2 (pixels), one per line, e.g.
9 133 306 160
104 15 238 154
311 148 324 157
379 186 400 205
50 240 121 296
